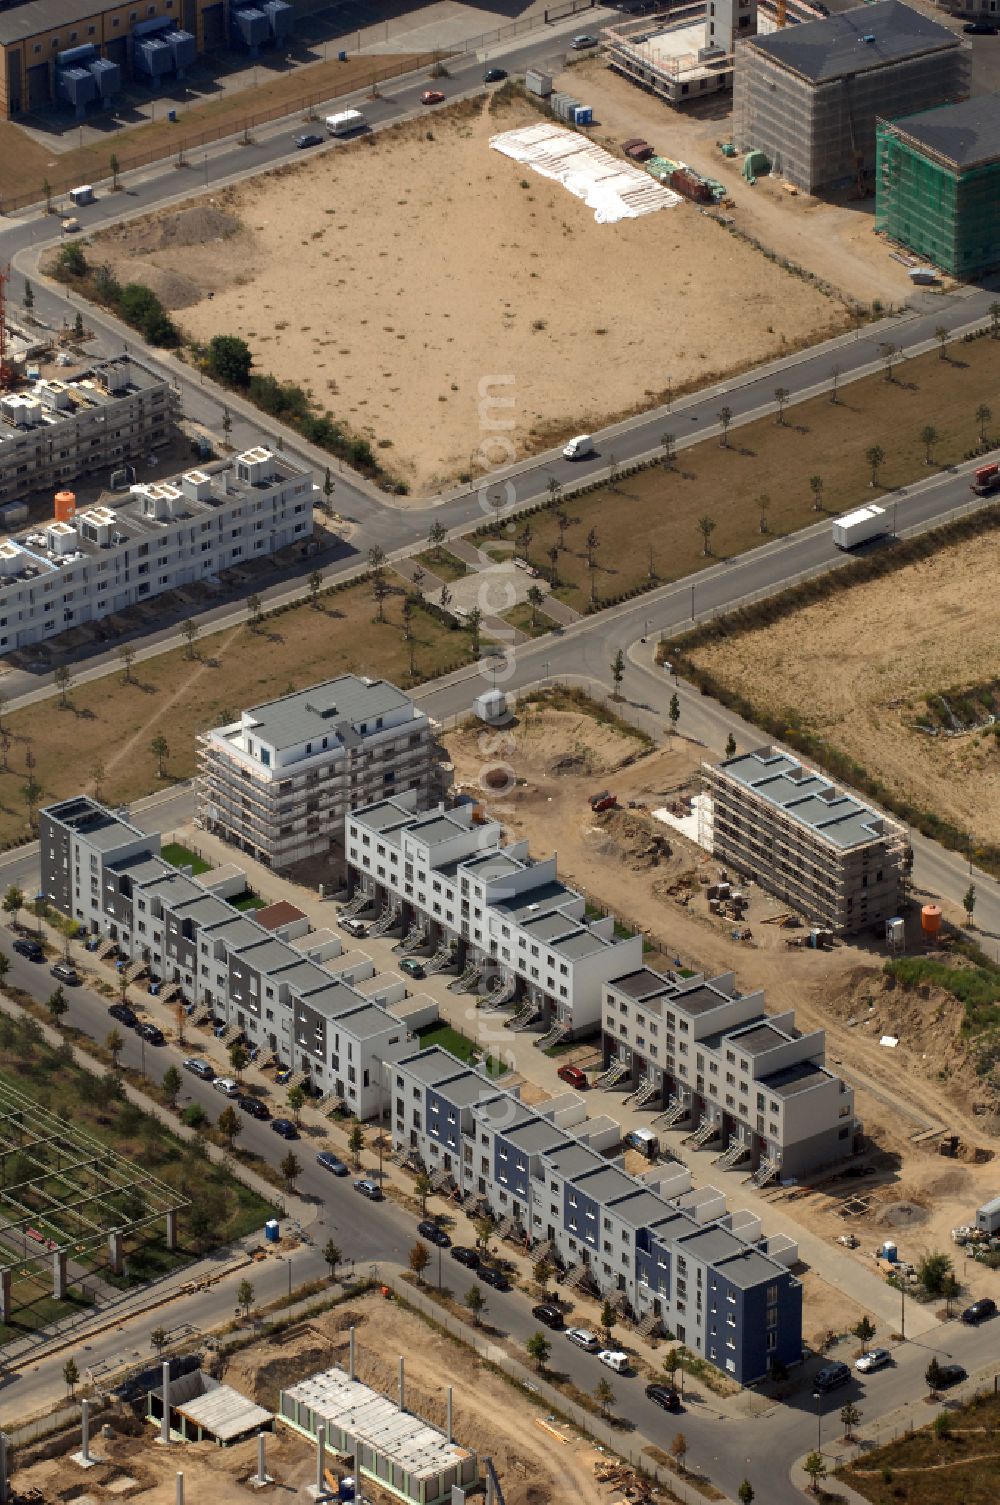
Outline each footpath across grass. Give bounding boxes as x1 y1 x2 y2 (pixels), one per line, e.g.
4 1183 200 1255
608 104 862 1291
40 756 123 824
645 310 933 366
478 332 1000 614
838 1387 1000 1505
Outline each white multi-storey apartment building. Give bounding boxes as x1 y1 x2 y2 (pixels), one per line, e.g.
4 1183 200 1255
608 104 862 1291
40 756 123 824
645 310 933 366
0 445 312 653
197 676 435 871
346 792 643 1042
0 357 179 509
391 1044 803 1386
703 746 908 934
40 797 433 1120
602 967 857 1180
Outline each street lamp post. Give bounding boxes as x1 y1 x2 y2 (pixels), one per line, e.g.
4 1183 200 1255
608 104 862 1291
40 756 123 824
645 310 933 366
813 1391 822 1454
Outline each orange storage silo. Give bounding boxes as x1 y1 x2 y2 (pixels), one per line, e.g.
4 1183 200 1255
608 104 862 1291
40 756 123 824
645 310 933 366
54 490 76 524
921 904 942 938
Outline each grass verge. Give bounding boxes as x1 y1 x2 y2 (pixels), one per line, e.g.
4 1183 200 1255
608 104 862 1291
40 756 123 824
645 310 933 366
837 1386 1000 1505
414 1020 510 1077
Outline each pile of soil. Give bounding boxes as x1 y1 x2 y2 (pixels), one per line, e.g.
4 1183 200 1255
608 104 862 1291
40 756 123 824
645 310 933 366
585 808 673 871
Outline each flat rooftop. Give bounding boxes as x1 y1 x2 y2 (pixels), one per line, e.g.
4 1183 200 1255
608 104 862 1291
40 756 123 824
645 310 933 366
282 1366 474 1479
887 92 1000 170
730 1022 790 1056
745 1 959 84
238 675 417 753
607 968 673 1002
46 796 144 853
0 357 167 444
713 746 899 850
761 1061 832 1098
503 1117 572 1156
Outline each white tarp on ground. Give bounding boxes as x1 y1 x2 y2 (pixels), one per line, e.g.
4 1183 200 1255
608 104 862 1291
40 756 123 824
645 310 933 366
490 122 681 224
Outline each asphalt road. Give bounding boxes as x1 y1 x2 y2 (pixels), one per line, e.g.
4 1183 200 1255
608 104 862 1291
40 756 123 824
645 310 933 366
1 936 999 1503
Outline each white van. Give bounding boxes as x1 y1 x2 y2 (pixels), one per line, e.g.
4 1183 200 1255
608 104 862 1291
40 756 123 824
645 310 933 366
325 109 368 137
598 1350 630 1374
563 434 594 460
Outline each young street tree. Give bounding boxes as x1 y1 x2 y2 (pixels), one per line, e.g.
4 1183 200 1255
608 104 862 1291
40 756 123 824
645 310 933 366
840 1402 861 1442
526 1331 551 1371
150 1325 167 1354
414 1171 432 1216
464 1283 485 1326
963 883 976 926
661 432 675 467
308 571 323 608
280 1151 301 1191
229 1042 249 1082
287 1083 306 1124
917 1251 954 1298
668 693 680 735
803 1452 826 1494
408 1241 430 1284
105 1027 124 1071
23 279 34 315
348 1120 365 1169
163 1064 182 1107
698 515 716 556
47 986 68 1026
853 1315 876 1354
428 520 447 559
758 493 771 534
54 664 73 708
976 403 992 447
866 445 886 488
181 620 199 661
323 1239 342 1280
63 1357 80 1397
611 649 625 700
737 1484 755 1505
921 425 939 466
533 1258 553 1295
809 474 824 511
669 1432 688 1476
774 386 789 424
247 593 263 632
151 734 169 779
600 1299 617 1347
2 885 23 927
717 405 733 447
725 732 737 758
218 1104 242 1149
595 1377 615 1418
118 643 136 684
526 585 545 628
935 325 949 361
237 1278 255 1317
925 1356 945 1394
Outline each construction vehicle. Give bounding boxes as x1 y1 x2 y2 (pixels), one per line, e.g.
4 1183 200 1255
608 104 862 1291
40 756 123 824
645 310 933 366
971 462 1000 496
589 789 617 812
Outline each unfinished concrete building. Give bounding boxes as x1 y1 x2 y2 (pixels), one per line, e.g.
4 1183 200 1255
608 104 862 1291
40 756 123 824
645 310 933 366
733 1 970 194
702 746 908 934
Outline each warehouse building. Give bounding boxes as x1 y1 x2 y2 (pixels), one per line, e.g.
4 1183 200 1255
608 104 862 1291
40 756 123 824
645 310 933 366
197 676 436 873
732 1 970 194
702 746 908 934
876 94 1000 280
0 356 178 510
0 443 312 652
391 1045 803 1383
601 966 857 1181
0 0 293 119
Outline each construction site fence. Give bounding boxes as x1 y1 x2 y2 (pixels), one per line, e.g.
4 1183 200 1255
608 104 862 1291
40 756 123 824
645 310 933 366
387 1273 717 1505
3 1396 111 1451
0 0 597 216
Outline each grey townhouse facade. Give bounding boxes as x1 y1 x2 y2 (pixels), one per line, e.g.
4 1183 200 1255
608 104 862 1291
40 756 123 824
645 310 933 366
391 1044 803 1385
346 791 643 1043
0 444 312 653
197 675 436 872
602 967 858 1181
40 796 436 1120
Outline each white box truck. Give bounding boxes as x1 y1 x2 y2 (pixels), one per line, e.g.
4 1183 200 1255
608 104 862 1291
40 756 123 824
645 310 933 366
831 504 887 550
325 109 368 136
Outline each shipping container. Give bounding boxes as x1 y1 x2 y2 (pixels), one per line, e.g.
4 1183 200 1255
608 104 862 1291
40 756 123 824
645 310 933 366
831 504 888 550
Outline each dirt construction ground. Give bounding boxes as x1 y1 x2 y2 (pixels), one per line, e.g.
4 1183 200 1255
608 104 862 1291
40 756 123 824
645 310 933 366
83 90 843 495
444 694 1000 1312
685 529 1000 851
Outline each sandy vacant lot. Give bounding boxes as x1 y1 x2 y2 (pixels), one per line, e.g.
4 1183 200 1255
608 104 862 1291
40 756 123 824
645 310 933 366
87 92 843 494
686 530 1000 848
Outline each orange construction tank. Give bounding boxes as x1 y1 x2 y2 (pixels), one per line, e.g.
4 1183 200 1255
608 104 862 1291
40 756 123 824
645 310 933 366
54 490 76 524
921 904 942 936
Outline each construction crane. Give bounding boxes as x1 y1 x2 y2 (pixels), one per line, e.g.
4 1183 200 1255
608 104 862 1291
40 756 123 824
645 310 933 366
0 266 15 391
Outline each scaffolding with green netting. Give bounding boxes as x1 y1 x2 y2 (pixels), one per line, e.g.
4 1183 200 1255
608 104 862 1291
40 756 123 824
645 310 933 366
875 118 1000 281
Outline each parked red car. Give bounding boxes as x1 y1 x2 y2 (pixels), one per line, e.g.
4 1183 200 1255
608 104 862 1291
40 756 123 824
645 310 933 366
557 1064 588 1090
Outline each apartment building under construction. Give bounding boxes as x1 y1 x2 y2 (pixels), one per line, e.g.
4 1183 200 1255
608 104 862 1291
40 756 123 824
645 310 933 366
702 746 908 934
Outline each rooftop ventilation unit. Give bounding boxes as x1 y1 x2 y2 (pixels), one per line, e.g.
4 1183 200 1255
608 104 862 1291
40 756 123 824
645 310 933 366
236 447 275 486
182 469 212 502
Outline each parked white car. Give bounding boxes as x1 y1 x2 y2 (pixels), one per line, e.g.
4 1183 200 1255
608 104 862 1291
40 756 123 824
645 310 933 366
855 1348 892 1374
598 1350 630 1374
212 1077 240 1098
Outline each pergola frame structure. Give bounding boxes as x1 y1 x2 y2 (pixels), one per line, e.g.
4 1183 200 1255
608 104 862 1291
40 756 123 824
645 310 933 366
0 1080 187 1322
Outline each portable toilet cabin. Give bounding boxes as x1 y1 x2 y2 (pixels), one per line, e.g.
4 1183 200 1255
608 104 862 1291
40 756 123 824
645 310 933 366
263 0 294 43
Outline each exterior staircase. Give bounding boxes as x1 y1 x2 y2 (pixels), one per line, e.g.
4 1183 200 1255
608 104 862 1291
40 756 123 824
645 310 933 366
506 1000 541 1031
430 1166 454 1193
394 922 427 953
340 891 372 920
624 1076 658 1109
318 1090 345 1114
368 904 401 940
221 1023 243 1047
284 1069 309 1092
564 1262 594 1294
535 1019 569 1050
653 1095 691 1130
425 942 454 976
749 1156 782 1190
449 964 482 993
495 1215 518 1242
686 1116 720 1149
636 1308 664 1341
595 1059 629 1091
480 974 517 1010
714 1138 751 1171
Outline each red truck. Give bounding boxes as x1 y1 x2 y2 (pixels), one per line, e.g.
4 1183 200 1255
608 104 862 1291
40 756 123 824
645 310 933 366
972 463 1000 495
590 790 618 812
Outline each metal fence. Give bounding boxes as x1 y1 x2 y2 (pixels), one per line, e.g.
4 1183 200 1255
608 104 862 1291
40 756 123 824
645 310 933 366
0 0 597 216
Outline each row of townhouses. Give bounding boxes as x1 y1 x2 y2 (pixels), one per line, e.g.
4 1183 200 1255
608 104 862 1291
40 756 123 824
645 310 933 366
602 967 858 1181
196 675 437 873
0 357 179 509
345 790 644 1043
0 444 313 652
391 1044 803 1385
40 796 436 1120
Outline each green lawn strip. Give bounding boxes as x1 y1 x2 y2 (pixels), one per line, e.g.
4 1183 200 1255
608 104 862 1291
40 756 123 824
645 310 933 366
412 549 470 583
414 1020 509 1076
161 842 212 875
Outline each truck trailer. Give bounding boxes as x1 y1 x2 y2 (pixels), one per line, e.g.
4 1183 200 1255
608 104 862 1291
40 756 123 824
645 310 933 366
831 504 887 550
971 463 1000 496
325 109 367 136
